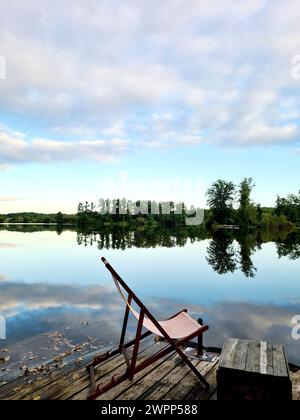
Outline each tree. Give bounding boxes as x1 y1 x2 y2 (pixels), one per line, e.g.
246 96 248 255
238 177 255 227
256 204 263 224
77 203 84 213
275 191 300 224
206 180 236 224
56 212 64 225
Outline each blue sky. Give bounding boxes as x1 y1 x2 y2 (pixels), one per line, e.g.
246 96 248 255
0 0 300 212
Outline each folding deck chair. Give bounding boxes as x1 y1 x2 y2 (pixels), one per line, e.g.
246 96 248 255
87 257 210 399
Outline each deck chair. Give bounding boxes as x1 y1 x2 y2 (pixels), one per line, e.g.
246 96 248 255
87 257 210 399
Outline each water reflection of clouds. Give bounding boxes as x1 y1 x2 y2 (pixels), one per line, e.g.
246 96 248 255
0 282 120 315
0 243 19 248
0 280 299 365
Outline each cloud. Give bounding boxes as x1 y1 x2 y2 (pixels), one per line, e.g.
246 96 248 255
0 164 11 171
0 196 18 201
0 0 300 163
0 128 127 164
0 243 19 248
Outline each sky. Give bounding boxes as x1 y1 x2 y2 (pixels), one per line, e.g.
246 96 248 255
0 0 300 213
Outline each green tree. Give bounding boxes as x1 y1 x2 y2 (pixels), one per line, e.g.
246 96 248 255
206 180 236 224
256 204 263 224
238 177 255 227
275 191 300 224
56 212 64 225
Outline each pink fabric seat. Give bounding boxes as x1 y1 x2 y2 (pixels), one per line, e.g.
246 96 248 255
131 308 201 340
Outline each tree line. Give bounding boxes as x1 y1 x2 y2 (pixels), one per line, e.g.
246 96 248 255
206 178 299 231
0 178 299 230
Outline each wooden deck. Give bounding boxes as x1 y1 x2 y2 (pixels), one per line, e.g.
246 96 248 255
1 335 299 400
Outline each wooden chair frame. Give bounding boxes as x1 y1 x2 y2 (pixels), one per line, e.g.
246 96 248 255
87 257 210 400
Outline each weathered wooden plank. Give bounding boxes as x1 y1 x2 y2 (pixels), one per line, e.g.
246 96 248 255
245 341 260 373
0 321 118 384
4 338 156 400
115 353 181 400
260 341 268 375
266 342 273 376
273 344 289 378
232 339 248 371
184 360 219 400
163 359 218 400
291 370 300 400
1 347 118 400
219 338 238 369
209 389 218 400
71 341 168 400
20 355 126 401
139 359 198 400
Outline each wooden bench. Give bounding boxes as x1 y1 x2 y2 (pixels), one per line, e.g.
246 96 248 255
217 338 292 400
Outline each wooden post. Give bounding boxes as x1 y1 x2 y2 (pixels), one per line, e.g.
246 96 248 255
197 318 203 356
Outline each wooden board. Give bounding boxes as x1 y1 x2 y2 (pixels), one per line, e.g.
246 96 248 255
217 338 292 400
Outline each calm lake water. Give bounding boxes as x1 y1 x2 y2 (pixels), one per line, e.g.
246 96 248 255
0 227 300 365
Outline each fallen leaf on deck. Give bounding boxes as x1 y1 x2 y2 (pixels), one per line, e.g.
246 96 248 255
33 395 41 400
0 356 11 364
72 373 79 380
75 357 83 366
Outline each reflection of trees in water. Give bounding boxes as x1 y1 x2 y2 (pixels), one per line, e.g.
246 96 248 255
76 227 207 250
206 235 237 274
3 224 298 278
237 234 259 278
206 232 259 278
0 224 70 234
276 232 300 260
77 228 300 278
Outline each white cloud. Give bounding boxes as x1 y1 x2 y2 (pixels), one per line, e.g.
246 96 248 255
0 196 18 202
0 164 11 171
0 128 127 164
0 0 299 164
